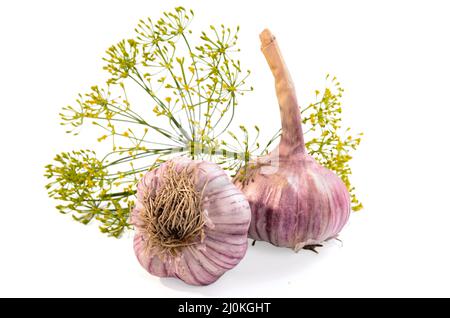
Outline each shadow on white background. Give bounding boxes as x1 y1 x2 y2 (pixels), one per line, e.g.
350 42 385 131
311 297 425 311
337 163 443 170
159 239 340 296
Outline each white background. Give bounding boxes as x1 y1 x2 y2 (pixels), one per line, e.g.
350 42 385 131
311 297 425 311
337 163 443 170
1 0 450 297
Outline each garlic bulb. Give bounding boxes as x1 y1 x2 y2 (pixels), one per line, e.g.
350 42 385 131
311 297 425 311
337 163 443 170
133 157 251 285
234 29 351 252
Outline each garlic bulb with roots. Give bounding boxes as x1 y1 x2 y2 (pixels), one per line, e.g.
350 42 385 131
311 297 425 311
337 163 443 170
234 29 351 252
132 157 251 285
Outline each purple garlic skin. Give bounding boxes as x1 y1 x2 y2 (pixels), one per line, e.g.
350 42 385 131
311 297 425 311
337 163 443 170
237 152 350 251
234 29 351 251
133 157 251 286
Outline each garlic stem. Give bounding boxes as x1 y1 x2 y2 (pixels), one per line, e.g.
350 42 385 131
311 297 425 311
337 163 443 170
260 29 305 156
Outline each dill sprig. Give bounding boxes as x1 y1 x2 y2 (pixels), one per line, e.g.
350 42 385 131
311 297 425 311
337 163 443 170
303 75 363 211
45 7 363 238
45 7 252 237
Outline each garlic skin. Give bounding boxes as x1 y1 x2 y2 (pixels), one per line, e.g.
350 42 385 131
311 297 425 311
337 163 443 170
235 29 351 252
133 157 251 285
